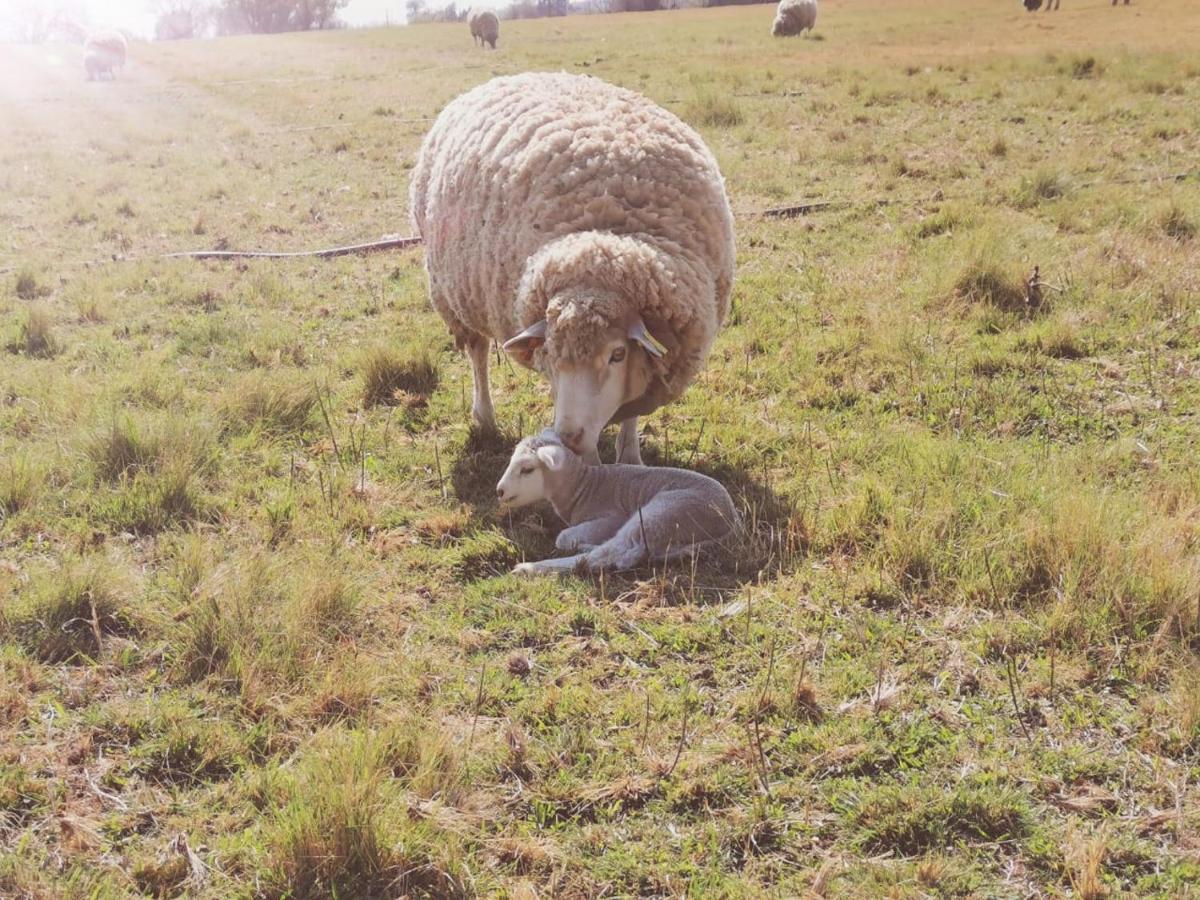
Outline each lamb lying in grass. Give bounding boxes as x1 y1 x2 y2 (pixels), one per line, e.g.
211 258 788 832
496 430 739 575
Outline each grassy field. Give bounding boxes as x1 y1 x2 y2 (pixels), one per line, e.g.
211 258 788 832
2 0 1200 895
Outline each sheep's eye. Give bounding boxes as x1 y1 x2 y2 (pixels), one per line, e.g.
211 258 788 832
520 466 535 476
609 347 627 364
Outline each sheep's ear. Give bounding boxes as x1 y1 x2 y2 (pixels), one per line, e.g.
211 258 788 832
503 320 547 365
536 443 569 471
628 318 666 359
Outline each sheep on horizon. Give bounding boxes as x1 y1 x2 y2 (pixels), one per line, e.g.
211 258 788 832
83 30 127 80
468 9 499 48
772 0 817 37
409 72 736 466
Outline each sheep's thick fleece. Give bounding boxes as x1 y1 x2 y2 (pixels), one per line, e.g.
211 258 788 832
409 73 735 422
772 0 817 36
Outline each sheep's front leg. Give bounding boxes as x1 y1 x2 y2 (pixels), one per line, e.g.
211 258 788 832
464 336 496 431
556 516 624 552
616 417 643 465
512 554 587 576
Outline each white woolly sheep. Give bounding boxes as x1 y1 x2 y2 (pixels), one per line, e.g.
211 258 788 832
467 10 499 48
84 31 127 81
496 430 740 575
409 73 736 465
772 0 817 36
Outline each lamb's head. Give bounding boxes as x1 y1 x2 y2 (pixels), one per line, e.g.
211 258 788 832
496 430 574 508
503 289 666 463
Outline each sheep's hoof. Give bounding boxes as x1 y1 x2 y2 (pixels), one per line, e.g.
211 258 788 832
512 562 539 576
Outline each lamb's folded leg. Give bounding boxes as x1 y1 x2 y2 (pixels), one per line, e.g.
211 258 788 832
556 515 624 552
464 335 496 431
587 491 736 572
616 417 643 465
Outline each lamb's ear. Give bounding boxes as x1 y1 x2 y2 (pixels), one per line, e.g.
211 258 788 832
503 320 547 366
535 443 569 471
628 318 667 359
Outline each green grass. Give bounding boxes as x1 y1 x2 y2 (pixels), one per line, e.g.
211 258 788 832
1 0 1199 895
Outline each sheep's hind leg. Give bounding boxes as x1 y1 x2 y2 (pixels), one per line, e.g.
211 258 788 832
616 417 643 465
464 335 496 431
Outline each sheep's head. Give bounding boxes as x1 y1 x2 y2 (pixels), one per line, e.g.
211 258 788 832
503 291 667 463
496 430 572 508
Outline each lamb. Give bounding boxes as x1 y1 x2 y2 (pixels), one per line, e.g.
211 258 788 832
409 73 735 465
496 430 740 575
772 0 817 37
467 10 499 48
84 31 127 81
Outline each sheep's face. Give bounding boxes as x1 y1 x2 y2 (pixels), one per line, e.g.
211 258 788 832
550 325 660 463
496 439 569 508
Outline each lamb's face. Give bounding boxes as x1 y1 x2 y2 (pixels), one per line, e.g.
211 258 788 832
551 326 657 463
496 444 549 509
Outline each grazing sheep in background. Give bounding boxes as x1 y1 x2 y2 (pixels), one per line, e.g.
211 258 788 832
468 10 499 48
83 31 127 80
1024 0 1042 10
772 0 817 36
496 430 739 575
409 73 736 466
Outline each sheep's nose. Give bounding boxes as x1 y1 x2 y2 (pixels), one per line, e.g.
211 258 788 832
562 429 584 452
496 487 506 501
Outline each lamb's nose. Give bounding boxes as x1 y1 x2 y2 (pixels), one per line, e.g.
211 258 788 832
562 429 583 452
496 487 506 501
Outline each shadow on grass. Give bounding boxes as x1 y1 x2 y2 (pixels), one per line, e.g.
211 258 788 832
448 427 806 601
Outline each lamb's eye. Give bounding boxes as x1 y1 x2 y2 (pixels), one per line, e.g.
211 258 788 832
609 347 627 364
520 466 535 476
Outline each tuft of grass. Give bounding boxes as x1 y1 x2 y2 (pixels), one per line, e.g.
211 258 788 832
686 88 745 128
13 269 47 300
1155 202 1195 241
359 345 439 409
262 728 464 898
87 417 162 482
849 779 1029 855
1069 55 1101 79
93 462 207 535
223 372 318 435
0 454 43 519
1013 169 1070 208
6 558 137 664
952 242 1027 313
0 761 48 829
8 305 60 358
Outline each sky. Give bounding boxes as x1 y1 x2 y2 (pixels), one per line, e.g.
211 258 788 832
29 0 413 37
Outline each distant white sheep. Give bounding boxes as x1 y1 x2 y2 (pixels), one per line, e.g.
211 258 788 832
496 430 740 575
84 30 127 80
467 9 499 48
772 0 817 36
409 73 736 465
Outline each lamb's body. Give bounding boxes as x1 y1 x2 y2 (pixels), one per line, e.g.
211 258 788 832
84 31 127 80
497 432 739 575
772 0 817 36
467 9 499 48
409 73 735 464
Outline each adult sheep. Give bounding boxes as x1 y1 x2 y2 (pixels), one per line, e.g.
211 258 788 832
468 10 499 49
772 0 817 37
84 30 127 80
409 73 735 465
